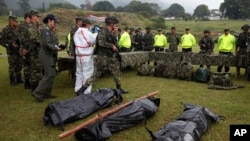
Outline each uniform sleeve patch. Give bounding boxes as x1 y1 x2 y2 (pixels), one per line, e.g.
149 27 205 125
46 32 50 36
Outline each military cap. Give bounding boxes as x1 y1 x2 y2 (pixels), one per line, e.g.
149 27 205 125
224 28 230 32
105 16 119 24
145 27 151 30
158 28 162 31
135 29 139 33
42 14 58 23
241 24 249 30
9 16 18 22
171 27 176 30
125 27 131 30
204 29 210 33
75 17 82 23
24 12 31 19
82 18 91 25
185 27 190 30
30 9 40 17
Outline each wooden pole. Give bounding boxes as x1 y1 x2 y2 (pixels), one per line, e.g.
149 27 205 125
58 91 159 139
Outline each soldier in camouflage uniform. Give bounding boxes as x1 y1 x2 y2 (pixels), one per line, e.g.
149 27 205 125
28 10 42 91
143 27 154 51
76 16 129 95
167 27 180 52
246 25 250 81
198 29 214 69
19 12 31 89
1 16 23 86
236 24 249 76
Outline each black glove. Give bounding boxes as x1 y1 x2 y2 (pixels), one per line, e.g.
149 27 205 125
58 44 66 50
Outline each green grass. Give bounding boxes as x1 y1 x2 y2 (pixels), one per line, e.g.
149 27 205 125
1 52 250 141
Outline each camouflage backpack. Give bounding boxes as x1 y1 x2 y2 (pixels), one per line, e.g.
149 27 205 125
176 62 193 80
163 61 179 78
211 72 233 87
208 72 244 90
137 64 154 76
153 63 166 77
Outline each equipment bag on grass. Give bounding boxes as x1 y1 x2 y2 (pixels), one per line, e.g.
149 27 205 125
163 61 179 78
176 62 193 80
147 103 225 141
43 88 123 130
195 67 210 83
75 97 160 141
137 63 154 76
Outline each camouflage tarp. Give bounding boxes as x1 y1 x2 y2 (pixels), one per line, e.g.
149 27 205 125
149 52 247 67
58 52 149 72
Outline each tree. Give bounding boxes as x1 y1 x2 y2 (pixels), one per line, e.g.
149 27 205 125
220 0 250 19
17 0 31 14
162 3 185 18
80 4 85 10
123 1 160 17
116 6 124 12
0 0 8 16
92 1 115 12
150 17 167 29
85 0 92 10
49 2 77 10
193 4 210 19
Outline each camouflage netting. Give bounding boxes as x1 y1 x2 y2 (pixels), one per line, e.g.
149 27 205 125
149 52 247 67
208 72 244 90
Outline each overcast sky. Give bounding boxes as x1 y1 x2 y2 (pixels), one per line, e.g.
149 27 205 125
66 0 225 13
168 0 224 13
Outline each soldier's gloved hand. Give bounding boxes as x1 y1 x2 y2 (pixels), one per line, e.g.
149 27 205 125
59 44 66 50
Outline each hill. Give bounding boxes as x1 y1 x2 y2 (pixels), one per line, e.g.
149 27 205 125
43 8 151 40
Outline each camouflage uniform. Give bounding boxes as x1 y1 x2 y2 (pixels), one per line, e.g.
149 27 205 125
86 27 121 85
18 21 31 87
143 32 154 51
28 22 42 90
247 32 250 80
1 24 23 85
236 31 249 74
167 33 180 52
69 26 78 56
198 35 214 68
133 32 143 51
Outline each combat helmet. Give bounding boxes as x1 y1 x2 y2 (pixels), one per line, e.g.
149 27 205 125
105 16 119 24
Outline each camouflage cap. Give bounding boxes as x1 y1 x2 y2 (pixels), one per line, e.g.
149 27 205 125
224 28 230 32
158 28 162 31
125 27 131 30
241 24 249 30
171 27 176 30
145 26 151 30
185 27 190 30
204 29 210 33
30 9 40 17
105 16 119 24
82 18 91 25
9 16 18 22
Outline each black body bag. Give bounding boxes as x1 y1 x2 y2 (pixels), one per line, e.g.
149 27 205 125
147 103 225 141
43 88 123 130
75 97 160 141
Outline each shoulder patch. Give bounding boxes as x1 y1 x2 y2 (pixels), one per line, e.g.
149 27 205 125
46 31 50 36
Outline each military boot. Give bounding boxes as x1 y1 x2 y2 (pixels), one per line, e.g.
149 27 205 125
24 79 31 89
9 76 18 86
116 84 128 94
75 85 89 96
16 74 24 83
31 82 38 92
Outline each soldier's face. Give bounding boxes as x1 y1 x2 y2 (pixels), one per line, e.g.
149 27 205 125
32 15 40 24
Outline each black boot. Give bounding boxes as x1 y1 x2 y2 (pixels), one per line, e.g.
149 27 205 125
116 84 128 94
31 82 38 92
75 85 89 96
10 76 18 86
16 74 24 83
24 79 31 89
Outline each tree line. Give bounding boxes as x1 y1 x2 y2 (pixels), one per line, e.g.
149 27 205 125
0 0 249 20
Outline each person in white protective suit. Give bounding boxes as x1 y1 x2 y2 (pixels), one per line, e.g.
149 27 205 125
73 18 97 95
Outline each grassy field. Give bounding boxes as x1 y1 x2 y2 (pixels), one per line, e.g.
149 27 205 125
1 13 250 141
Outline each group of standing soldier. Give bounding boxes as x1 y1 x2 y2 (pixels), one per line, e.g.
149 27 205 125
0 10 65 102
